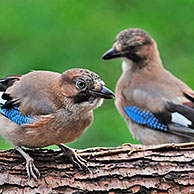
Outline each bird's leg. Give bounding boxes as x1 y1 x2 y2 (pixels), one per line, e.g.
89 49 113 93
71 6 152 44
14 145 40 180
58 144 89 172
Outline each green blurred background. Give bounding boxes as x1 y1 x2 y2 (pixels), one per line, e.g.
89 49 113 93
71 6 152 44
0 0 194 150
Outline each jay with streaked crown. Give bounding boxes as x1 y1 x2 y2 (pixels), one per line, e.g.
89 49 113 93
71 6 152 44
102 28 194 145
0 68 114 180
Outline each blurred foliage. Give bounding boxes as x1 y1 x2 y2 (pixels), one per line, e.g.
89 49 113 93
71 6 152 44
0 0 194 150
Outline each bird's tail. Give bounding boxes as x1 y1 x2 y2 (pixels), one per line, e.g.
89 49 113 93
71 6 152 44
0 77 20 92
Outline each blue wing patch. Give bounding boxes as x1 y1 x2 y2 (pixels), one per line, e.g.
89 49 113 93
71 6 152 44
0 106 35 125
125 106 168 131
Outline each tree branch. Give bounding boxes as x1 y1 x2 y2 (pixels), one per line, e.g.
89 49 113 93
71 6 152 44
0 143 194 194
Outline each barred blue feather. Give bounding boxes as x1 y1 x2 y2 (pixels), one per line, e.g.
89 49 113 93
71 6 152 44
0 106 35 125
125 106 168 131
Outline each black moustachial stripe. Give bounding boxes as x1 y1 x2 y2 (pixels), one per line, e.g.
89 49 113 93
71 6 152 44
126 52 142 63
73 92 91 104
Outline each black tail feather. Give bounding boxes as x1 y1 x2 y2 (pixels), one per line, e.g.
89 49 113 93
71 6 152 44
0 77 19 91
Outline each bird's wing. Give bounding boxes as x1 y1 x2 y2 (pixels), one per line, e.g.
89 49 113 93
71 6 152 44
121 67 194 139
123 87 194 140
0 72 62 125
158 102 194 138
124 102 194 140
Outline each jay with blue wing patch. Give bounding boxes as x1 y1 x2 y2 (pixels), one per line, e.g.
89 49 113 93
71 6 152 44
102 28 194 144
0 69 114 180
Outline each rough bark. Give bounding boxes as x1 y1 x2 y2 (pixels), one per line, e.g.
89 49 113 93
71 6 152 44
0 142 194 194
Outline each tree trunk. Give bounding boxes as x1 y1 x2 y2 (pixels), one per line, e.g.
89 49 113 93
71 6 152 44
0 142 194 194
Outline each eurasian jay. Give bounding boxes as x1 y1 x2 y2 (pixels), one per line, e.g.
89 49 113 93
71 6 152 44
0 68 114 180
102 28 194 145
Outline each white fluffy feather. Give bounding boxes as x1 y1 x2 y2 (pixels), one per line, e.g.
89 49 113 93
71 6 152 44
122 58 133 72
171 112 192 127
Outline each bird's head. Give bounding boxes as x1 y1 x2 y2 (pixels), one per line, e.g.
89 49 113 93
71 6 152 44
59 68 114 112
102 28 159 68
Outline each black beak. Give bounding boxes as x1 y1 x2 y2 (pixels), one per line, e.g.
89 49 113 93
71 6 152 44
102 48 122 60
89 86 115 99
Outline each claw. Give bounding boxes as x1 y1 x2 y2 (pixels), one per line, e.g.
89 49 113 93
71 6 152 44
26 158 40 180
77 154 87 163
58 144 90 173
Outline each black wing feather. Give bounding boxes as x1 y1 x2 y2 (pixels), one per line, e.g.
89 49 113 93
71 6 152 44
0 77 20 109
0 77 19 92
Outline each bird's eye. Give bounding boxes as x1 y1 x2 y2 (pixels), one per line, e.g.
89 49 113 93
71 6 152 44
128 44 142 51
129 45 136 50
75 80 86 89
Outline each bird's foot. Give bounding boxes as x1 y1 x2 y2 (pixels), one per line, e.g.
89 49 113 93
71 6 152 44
58 144 90 172
25 157 40 180
14 146 40 180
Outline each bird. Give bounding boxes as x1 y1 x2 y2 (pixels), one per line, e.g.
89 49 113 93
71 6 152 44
102 28 194 145
0 68 115 180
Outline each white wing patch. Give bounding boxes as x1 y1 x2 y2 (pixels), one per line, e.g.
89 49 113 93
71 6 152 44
0 92 6 105
171 112 192 127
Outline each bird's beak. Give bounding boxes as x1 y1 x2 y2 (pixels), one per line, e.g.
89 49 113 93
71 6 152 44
89 86 115 99
101 48 122 60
